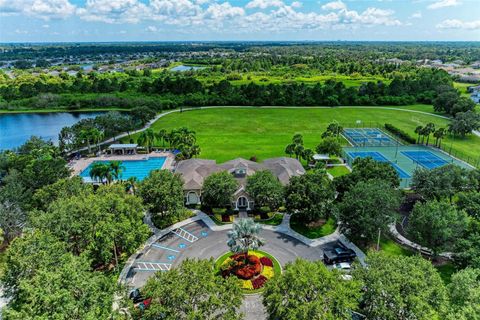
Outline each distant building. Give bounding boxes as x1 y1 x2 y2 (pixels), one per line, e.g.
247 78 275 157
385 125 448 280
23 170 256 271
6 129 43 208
174 157 305 210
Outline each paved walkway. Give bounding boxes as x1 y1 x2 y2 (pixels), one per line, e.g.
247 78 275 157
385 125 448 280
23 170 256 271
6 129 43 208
388 223 453 259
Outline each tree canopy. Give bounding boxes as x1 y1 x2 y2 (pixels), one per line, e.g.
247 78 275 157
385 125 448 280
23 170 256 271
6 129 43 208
246 170 283 210
135 259 243 320
353 252 448 320
201 171 238 209
263 259 362 319
285 169 335 222
337 180 401 245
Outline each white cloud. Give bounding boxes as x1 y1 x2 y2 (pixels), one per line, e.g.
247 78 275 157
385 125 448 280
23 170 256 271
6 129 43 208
204 3 244 20
145 25 158 32
291 1 302 8
15 29 28 34
0 0 76 19
411 11 422 19
321 1 346 11
42 24 50 28
245 0 284 9
436 19 480 30
427 0 460 9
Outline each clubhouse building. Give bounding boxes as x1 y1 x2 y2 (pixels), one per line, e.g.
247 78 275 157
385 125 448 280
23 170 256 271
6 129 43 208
174 157 305 210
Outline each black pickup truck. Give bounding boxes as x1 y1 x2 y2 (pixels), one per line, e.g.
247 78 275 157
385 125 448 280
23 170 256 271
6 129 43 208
323 244 357 264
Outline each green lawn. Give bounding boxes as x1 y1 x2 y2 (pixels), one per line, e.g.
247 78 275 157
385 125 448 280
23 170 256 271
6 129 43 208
327 166 351 177
255 213 284 226
125 106 480 165
290 217 337 239
378 236 415 257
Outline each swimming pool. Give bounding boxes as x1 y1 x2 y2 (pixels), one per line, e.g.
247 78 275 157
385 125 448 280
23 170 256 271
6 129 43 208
79 157 167 182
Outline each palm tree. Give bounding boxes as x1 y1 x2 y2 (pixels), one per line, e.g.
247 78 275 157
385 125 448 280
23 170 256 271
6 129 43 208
227 218 264 260
137 128 155 153
109 160 125 181
79 129 94 154
424 123 435 146
90 128 103 154
294 144 304 160
433 128 446 147
125 176 138 194
292 133 303 145
156 129 168 147
89 162 110 184
414 126 423 144
301 148 314 164
285 143 295 157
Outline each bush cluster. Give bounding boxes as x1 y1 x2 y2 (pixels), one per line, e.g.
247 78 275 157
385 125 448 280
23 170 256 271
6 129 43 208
384 123 416 144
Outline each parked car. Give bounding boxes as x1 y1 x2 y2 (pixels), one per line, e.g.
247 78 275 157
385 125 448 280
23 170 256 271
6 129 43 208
333 262 352 271
323 244 356 264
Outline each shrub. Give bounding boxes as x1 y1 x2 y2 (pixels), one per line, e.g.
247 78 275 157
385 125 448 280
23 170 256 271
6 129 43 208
212 208 227 215
384 123 416 144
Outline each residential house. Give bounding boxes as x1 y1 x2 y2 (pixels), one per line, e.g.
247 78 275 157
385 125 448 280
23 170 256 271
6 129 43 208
174 157 305 210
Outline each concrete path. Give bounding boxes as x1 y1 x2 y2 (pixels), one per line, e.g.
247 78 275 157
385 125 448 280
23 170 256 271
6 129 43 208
388 223 453 259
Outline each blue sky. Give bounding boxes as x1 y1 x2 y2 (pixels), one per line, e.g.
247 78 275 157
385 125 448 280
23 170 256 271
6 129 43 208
0 0 479 42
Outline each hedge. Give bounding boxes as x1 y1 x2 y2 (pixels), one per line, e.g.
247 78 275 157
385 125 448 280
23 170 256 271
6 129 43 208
384 123 416 144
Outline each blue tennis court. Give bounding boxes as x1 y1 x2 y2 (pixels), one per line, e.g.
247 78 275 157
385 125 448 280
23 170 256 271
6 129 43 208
401 151 449 169
343 128 398 147
347 151 411 178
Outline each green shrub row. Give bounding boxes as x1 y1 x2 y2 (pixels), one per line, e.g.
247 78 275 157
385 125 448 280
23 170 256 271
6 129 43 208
384 123 416 144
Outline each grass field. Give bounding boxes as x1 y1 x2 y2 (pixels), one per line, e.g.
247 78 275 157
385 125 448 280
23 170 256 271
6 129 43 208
125 106 480 164
327 166 351 177
290 217 337 239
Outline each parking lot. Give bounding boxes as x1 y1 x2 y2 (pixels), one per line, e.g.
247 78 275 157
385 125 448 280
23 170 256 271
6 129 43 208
126 220 342 289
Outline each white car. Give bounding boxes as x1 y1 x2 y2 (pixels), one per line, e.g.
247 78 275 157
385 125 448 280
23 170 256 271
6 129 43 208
333 262 352 271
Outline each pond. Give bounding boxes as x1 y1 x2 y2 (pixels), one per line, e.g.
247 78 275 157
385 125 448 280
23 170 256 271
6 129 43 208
0 112 104 150
170 65 205 72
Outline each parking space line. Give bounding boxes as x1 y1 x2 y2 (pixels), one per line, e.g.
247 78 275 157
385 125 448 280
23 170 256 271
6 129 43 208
151 244 180 253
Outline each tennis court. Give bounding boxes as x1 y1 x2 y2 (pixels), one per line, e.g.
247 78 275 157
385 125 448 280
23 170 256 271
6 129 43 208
347 151 410 178
401 151 448 170
343 128 399 147
343 145 472 187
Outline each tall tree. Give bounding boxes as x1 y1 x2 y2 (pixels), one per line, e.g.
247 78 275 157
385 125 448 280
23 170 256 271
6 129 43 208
446 268 480 320
337 180 400 245
137 169 185 224
2 231 114 320
201 171 238 209
137 128 156 153
263 259 361 319
285 169 335 223
354 252 448 320
316 137 342 157
246 170 283 210
408 200 468 257
136 259 243 320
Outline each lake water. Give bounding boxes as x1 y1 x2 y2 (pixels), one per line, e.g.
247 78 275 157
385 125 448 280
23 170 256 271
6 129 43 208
170 65 205 72
0 112 103 150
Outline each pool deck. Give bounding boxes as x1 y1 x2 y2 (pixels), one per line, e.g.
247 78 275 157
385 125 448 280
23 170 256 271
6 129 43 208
69 152 175 176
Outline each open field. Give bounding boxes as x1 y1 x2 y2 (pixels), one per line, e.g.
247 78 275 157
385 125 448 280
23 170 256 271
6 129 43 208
124 106 480 164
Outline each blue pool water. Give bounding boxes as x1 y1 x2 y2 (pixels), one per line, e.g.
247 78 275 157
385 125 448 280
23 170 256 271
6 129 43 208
79 157 166 182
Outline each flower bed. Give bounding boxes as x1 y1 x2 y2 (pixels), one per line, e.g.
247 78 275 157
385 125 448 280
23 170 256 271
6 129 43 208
216 250 280 293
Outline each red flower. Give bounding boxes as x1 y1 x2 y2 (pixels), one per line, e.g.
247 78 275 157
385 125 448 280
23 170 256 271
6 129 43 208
260 257 273 267
251 275 267 289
